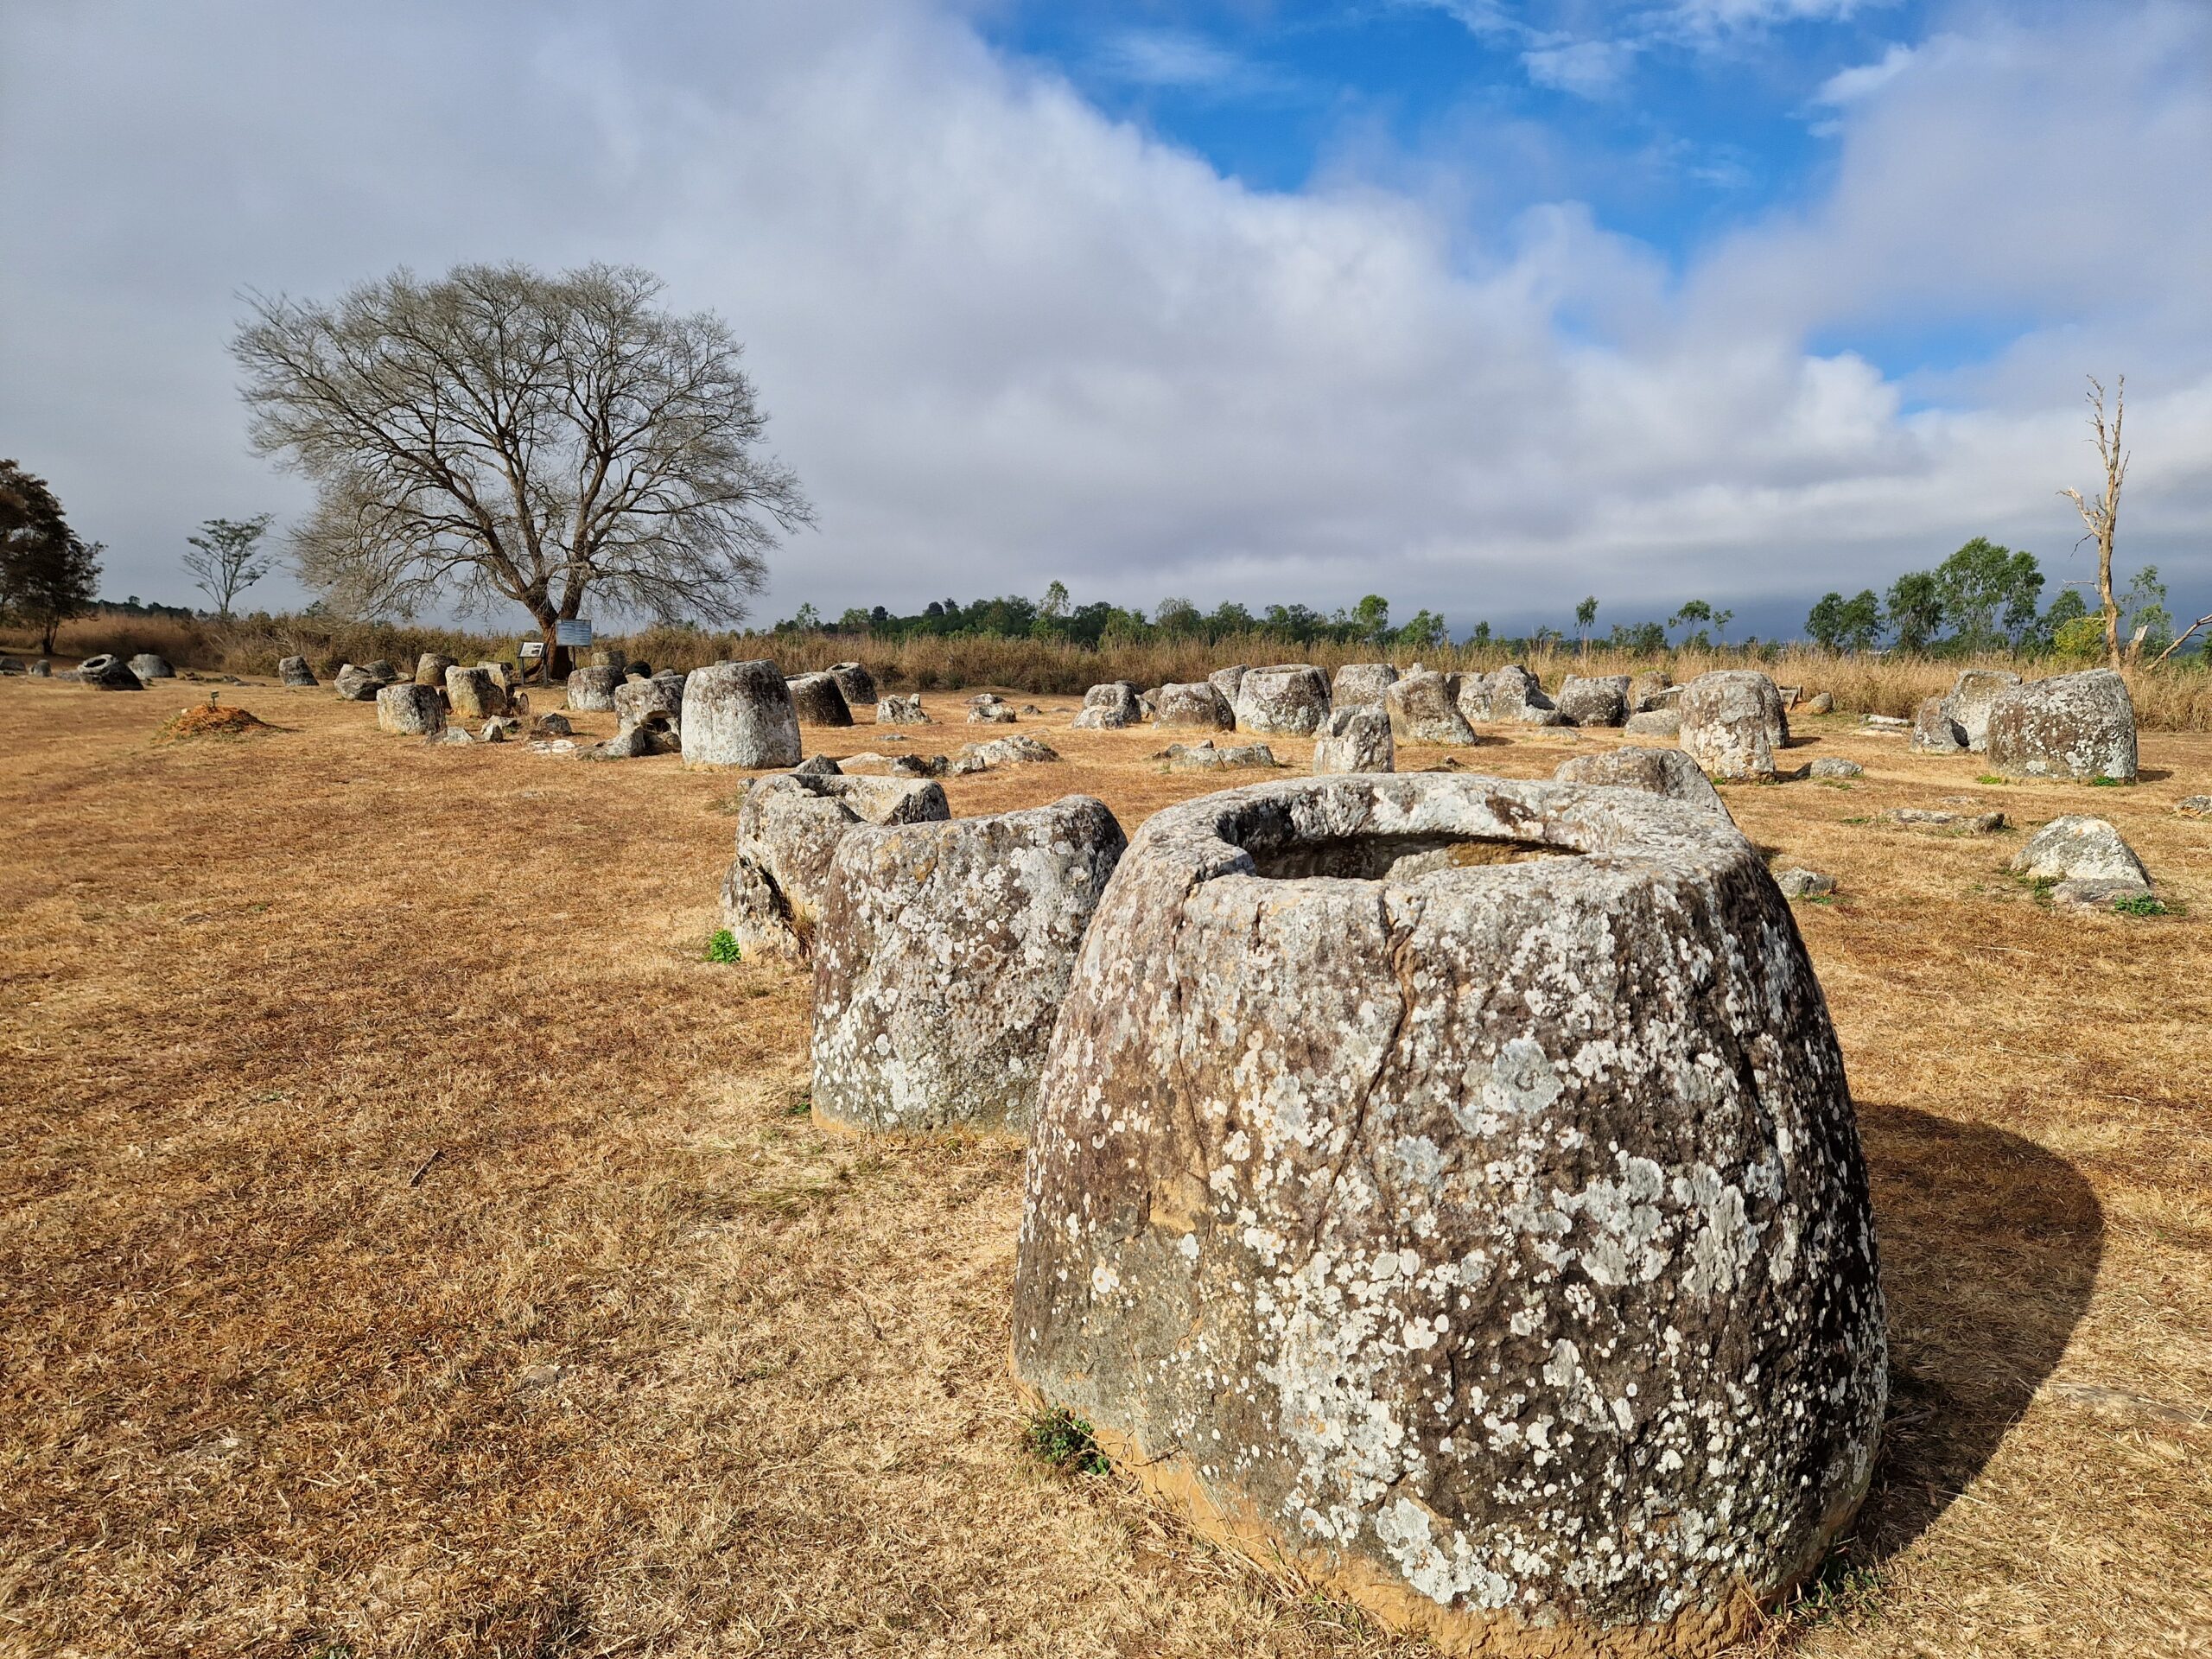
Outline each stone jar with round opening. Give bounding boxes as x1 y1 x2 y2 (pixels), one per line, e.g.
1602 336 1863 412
1012 772 1885 1659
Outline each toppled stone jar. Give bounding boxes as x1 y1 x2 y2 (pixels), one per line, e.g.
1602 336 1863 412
1012 773 1885 1658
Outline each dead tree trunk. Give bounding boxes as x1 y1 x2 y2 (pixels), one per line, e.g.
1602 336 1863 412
2060 375 2128 670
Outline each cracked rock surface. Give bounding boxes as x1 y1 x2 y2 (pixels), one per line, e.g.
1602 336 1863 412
719 772 949 962
1986 669 2138 782
811 795 1126 1135
1012 773 1885 1656
1676 671 1789 780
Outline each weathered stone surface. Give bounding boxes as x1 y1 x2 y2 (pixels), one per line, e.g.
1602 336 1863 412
363 660 400 683
1332 663 1399 709
590 646 626 669
129 653 175 681
1072 683 1141 730
415 652 457 687
1775 867 1836 898
1802 692 1834 715
592 715 680 759
1208 665 1249 707
29 659 52 677
1385 671 1474 746
812 796 1126 1134
836 751 947 779
1553 745 1728 817
792 753 843 777
1313 705 1393 774
720 772 950 961
1627 671 1672 714
1910 696 1966 753
1156 740 1281 772
682 661 802 768
1012 773 1885 1656
2008 815 2149 889
277 654 317 687
1885 807 2007 834
564 666 621 711
445 666 511 721
1554 674 1630 728
530 738 580 756
613 676 683 734
0 656 22 676
969 696 1020 724
333 664 384 700
877 694 931 724
1986 670 2138 783
1859 714 1908 733
1677 671 1789 780
827 661 878 708
528 713 573 739
2178 795 2212 817
375 683 446 736
950 734 1061 775
480 718 517 743
1811 756 1862 779
423 728 474 746
1459 664 1563 726
1622 709 1680 739
1155 682 1236 730
1236 664 1331 735
787 671 855 726
2050 877 2156 912
74 654 144 690
1941 670 2022 753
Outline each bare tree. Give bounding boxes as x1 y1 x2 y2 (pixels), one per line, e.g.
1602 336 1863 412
2059 374 2128 668
232 263 812 671
183 514 275 619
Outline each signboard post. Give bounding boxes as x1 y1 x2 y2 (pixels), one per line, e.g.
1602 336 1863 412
552 619 594 682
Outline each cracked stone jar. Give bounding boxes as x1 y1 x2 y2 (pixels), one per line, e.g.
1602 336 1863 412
1012 773 1885 1657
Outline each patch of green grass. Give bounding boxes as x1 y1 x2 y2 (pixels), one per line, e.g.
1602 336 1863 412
1818 779 1854 791
1790 1548 1886 1630
1797 893 1837 906
784 1089 812 1116
2113 893 2177 917
704 927 743 963
2089 774 2132 787
1024 1407 1110 1476
1840 815 1872 825
1976 773 2006 785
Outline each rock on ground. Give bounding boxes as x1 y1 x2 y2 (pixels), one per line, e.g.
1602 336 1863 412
376 683 446 736
415 652 457 688
129 653 175 681
1554 674 1630 728
1910 696 1967 753
1986 669 2139 783
811 795 1126 1135
682 661 802 768
1677 671 1789 780
827 661 878 709
1802 692 1835 715
1459 664 1564 726
1236 664 1332 735
74 654 145 690
613 676 683 734
29 659 51 677
968 696 1020 725
1331 663 1399 709
527 713 572 739
1011 773 1886 1656
787 671 855 727
836 752 947 779
1775 867 1837 898
1385 670 1474 746
1885 807 2007 834
1154 682 1235 730
1942 669 2022 753
950 734 1061 775
1628 671 1673 713
1623 709 1681 739
1208 665 1249 707
1313 705 1394 774
1811 756 1862 779
877 694 930 725
445 665 511 721
2008 815 2150 890
1155 740 1280 772
1072 683 1141 730
2178 796 2212 817
563 666 621 711
1553 745 1729 817
278 655 317 688
333 664 390 701
720 772 950 961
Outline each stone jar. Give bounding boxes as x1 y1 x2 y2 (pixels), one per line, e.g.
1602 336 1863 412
1012 772 1885 1657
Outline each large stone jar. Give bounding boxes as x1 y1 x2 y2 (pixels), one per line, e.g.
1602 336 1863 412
1013 772 1885 1657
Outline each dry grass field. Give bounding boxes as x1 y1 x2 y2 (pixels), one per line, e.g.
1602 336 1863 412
2 676 2208 1659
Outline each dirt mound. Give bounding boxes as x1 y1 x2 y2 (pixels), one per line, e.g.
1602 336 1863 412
155 703 274 742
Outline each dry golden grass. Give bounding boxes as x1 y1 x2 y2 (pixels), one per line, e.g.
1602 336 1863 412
1 679 2207 1659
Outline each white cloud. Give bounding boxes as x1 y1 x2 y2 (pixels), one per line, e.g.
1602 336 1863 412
1094 29 1290 97
1522 39 1638 99
0 0 2206 635
1814 41 1919 106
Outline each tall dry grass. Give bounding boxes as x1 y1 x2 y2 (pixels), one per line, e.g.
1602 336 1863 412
11 610 2211 729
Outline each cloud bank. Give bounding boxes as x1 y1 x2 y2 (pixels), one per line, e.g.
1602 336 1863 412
0 0 2207 635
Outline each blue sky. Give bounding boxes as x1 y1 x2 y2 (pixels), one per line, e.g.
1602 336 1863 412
1 0 2207 641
